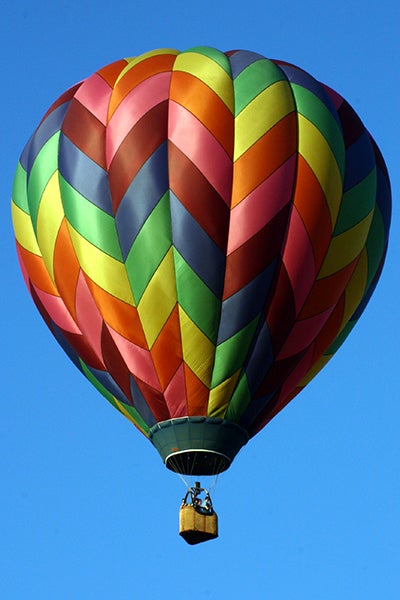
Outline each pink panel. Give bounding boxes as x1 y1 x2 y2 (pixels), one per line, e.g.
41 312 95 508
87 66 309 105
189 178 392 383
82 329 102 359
32 284 81 335
75 272 104 358
107 325 162 391
322 84 343 110
74 73 112 126
106 71 172 167
277 306 333 359
276 344 314 408
227 155 296 254
282 205 316 314
164 363 187 418
168 101 232 205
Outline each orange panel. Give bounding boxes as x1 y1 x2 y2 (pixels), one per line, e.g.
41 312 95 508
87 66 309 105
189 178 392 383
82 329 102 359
17 242 58 296
184 364 209 416
150 305 183 390
108 54 177 118
294 155 332 272
53 219 80 321
170 70 234 156
97 59 128 88
232 112 297 206
85 275 148 349
299 259 358 319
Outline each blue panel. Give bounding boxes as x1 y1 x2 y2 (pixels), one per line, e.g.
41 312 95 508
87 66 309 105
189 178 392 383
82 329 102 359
116 141 169 260
244 319 275 395
239 390 275 430
344 130 375 191
86 366 131 406
58 133 113 215
20 133 35 172
376 167 392 235
52 323 84 372
217 261 277 343
24 103 70 174
228 49 266 79
130 376 157 427
170 191 226 297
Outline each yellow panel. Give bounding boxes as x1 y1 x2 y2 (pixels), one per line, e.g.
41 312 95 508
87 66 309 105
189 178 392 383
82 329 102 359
179 306 214 386
319 212 373 278
114 398 147 435
36 171 64 283
68 224 135 306
137 248 177 348
173 52 234 112
340 248 368 330
234 81 294 160
298 115 343 226
300 355 331 386
207 369 241 418
11 201 40 255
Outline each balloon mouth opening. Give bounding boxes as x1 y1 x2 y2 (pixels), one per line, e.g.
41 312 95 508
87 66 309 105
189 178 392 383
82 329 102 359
149 417 249 476
165 449 231 475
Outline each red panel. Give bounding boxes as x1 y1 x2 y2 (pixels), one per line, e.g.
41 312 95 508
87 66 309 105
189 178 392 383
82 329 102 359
168 142 230 251
62 98 107 169
266 263 296 353
39 83 82 126
294 155 332 272
298 259 358 319
134 377 171 422
108 100 168 212
101 322 132 401
223 205 291 300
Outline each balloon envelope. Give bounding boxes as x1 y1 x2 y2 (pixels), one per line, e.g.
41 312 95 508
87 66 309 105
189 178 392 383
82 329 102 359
12 47 391 474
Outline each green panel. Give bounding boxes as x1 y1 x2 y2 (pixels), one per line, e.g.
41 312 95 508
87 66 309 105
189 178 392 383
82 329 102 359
118 402 150 436
334 169 377 236
325 319 356 355
186 46 232 75
225 371 252 422
233 58 286 116
125 191 172 303
211 316 259 388
26 132 60 231
174 249 220 342
59 175 123 261
12 161 29 213
291 83 346 179
80 360 149 434
365 203 386 289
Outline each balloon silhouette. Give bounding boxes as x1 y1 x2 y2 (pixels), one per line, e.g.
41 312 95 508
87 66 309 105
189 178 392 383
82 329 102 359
12 47 391 475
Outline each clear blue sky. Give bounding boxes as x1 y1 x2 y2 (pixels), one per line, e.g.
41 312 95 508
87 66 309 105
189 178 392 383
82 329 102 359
2 1 399 598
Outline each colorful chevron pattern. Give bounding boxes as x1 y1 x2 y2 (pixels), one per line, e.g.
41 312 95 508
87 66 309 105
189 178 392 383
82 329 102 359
12 47 391 443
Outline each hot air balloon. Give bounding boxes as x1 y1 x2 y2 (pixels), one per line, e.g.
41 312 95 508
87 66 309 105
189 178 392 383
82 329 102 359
12 47 391 544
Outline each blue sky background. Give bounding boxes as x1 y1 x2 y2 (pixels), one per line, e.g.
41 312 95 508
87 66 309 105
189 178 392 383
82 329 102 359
2 2 399 598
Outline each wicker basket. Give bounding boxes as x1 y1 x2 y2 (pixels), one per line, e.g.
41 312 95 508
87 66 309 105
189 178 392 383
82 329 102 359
179 504 218 545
